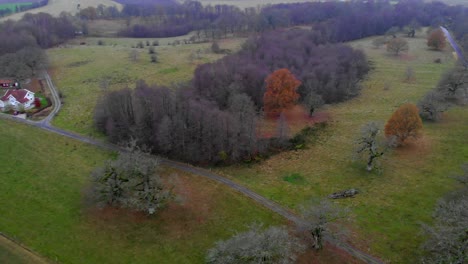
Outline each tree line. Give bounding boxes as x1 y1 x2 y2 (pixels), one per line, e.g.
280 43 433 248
80 0 467 41
0 12 76 80
0 0 48 17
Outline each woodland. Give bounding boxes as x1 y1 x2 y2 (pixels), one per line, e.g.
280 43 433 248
0 0 467 263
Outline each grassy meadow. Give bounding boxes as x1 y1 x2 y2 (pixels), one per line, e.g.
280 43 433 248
212 34 468 262
0 118 285 263
48 36 245 136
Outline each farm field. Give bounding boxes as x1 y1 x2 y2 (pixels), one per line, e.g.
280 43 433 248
48 36 245 136
214 35 468 263
0 118 288 264
189 0 318 8
0 2 32 11
0 0 122 21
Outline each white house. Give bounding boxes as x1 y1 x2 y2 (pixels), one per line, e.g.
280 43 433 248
0 89 35 111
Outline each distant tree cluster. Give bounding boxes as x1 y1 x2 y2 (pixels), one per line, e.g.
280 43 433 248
0 13 74 79
94 82 263 164
93 0 468 41
193 29 369 109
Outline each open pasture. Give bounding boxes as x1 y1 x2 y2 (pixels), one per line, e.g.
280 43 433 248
0 118 286 263
48 36 245 136
215 35 468 263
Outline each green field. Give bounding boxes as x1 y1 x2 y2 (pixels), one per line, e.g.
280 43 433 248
0 119 285 263
0 2 31 12
214 35 468 262
48 37 245 136
40 31 468 262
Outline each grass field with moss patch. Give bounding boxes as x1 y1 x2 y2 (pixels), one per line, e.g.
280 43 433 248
215 34 468 262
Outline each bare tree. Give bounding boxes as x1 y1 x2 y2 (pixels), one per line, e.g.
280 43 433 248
206 224 305 264
356 122 394 172
129 50 139 62
387 37 409 55
299 200 348 250
418 91 448 121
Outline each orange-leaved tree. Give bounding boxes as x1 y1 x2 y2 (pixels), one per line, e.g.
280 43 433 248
427 28 446 51
263 68 301 116
384 103 423 145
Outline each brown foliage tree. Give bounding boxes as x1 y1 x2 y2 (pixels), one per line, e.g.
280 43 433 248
263 68 301 116
387 37 409 55
384 103 423 145
427 29 446 51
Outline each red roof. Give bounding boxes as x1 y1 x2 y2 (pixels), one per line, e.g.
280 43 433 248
1 89 31 103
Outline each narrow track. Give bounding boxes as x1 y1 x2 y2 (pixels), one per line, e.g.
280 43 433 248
0 72 385 264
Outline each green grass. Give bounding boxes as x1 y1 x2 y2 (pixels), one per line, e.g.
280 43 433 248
0 3 31 12
0 119 283 263
215 36 468 262
283 173 307 185
48 37 245 136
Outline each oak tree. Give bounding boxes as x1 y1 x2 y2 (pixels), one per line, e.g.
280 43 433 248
263 68 301 116
387 37 409 55
384 103 423 145
427 29 446 51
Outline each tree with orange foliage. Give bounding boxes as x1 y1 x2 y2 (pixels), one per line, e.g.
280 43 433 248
384 103 423 145
263 68 301 116
427 29 446 51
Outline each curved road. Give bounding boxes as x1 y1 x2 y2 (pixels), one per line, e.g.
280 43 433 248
0 72 385 264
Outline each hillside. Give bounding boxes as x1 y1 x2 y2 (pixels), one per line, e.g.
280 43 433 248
0 0 122 21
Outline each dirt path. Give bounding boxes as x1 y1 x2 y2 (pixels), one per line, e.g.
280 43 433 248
0 233 49 264
0 72 384 264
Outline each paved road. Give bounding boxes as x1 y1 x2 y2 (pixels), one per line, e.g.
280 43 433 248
0 72 385 264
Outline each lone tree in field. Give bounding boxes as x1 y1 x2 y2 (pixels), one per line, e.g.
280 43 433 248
299 200 347 250
387 37 409 55
427 29 446 51
417 91 448 122
206 225 304 264
90 149 172 215
263 68 301 116
384 103 423 145
356 122 395 172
